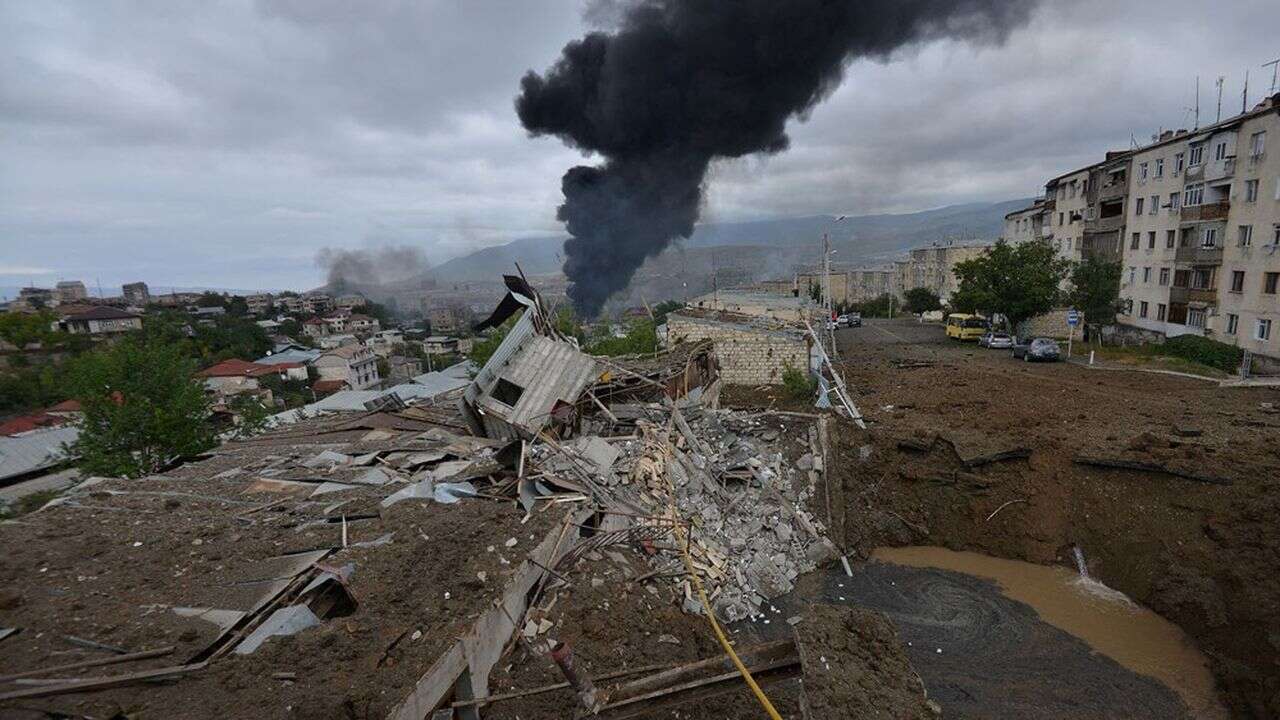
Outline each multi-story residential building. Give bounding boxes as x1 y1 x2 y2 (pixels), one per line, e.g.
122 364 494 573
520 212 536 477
1082 151 1133 263
895 243 992 303
55 281 88 303
1118 93 1280 360
122 282 150 306
346 313 380 336
314 344 380 390
302 317 330 338
1044 166 1090 262
303 294 334 314
277 295 306 314
16 287 57 310
336 294 366 310
366 329 404 357
1002 199 1047 245
244 293 273 315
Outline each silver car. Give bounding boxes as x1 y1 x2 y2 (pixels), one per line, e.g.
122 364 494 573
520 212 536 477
978 331 1013 349
1012 337 1061 362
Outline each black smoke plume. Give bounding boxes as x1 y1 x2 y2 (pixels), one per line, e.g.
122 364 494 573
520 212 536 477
315 245 430 291
518 0 1038 316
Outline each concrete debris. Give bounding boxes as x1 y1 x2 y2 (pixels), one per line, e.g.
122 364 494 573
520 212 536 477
234 605 321 655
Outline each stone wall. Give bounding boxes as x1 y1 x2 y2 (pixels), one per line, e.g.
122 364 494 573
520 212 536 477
1021 308 1079 339
667 314 810 385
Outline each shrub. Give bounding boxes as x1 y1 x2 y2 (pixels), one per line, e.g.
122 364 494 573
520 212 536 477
1159 335 1243 374
781 364 817 400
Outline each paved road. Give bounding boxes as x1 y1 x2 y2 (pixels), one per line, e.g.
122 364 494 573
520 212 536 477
836 318 947 349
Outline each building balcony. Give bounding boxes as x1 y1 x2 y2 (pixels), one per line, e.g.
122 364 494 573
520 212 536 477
1097 182 1128 202
1086 214 1125 234
1187 288 1218 304
1204 157 1236 183
1180 201 1230 222
1174 245 1224 264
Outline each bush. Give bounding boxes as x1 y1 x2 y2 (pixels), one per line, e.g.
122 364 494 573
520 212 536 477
781 365 817 400
1159 335 1243 374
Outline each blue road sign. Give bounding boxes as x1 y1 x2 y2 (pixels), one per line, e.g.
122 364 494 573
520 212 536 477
1066 310 1080 327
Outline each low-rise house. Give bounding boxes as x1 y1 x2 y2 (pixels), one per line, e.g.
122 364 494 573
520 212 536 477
424 335 459 354
366 329 405 357
57 307 143 335
314 344 380 390
195 359 285 399
667 308 813 386
256 319 282 331
245 293 274 315
278 296 305 314
192 306 226 319
303 294 334 314
323 311 350 333
302 317 330 338
319 334 358 349
257 347 322 370
386 355 423 382
347 313 380 336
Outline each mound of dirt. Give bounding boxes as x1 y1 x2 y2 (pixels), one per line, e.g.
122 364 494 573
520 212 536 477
793 604 936 720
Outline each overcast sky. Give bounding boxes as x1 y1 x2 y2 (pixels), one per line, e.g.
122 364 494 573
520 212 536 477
2 0 1276 294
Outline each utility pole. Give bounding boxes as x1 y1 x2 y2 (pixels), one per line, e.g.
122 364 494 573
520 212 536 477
1264 58 1279 96
1215 76 1225 123
1195 76 1200 129
1242 69 1250 114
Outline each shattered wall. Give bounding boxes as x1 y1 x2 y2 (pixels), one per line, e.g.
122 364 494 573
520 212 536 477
667 313 810 385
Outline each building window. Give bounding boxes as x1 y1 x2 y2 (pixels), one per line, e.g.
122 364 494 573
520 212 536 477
1231 270 1245 293
1191 267 1215 290
1250 131 1266 159
1188 308 1207 328
1155 158 1164 178
1150 195 1159 215
1157 303 1167 321
1245 179 1259 202
1173 269 1191 287
1258 319 1273 342
1214 141 1228 161
1275 224 1280 245
1174 152 1184 174
1265 272 1279 294
1188 145 1204 166
1129 233 1139 250
1059 212 1065 226
1143 267 1152 283
1201 227 1218 248
1159 267 1170 285
1169 192 1180 210
1139 301 1149 318
1128 266 1137 284
1184 183 1204 206
1166 230 1176 249
1135 197 1145 215
1226 313 1239 334
1239 225 1253 247
1139 162 1148 181
1147 231 1156 249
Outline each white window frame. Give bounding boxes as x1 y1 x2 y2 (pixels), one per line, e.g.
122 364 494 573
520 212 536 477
1149 195 1159 215
1226 313 1239 335
1239 225 1253 247
1214 141 1228 161
1139 162 1148 181
1188 145 1204 166
1174 152 1184 174
1201 227 1218 248
1184 183 1204 206
1249 131 1265 158
1135 197 1145 215
1155 158 1164 178
1245 179 1259 203
1257 318 1272 342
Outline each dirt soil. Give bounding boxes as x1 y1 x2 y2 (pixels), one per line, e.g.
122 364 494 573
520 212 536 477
792 604 936 720
830 320 1280 720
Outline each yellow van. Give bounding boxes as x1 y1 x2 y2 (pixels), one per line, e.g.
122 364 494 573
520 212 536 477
945 313 989 341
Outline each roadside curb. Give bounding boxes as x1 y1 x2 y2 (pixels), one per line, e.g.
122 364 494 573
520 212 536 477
1063 357 1221 384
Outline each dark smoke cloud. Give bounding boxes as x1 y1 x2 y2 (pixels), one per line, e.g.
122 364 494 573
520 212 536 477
518 0 1039 315
315 244 430 289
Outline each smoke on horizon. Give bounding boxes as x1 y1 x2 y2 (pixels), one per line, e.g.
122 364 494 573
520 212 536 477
315 244 431 290
517 0 1039 316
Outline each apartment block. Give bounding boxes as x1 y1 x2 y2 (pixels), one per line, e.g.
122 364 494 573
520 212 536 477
1044 166 1090 263
122 282 150 306
1002 199 1047 245
1082 152 1133 263
55 280 88 303
895 244 991 303
1118 93 1280 360
244 292 273 315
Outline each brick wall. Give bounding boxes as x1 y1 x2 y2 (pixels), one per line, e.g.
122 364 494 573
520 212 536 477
667 314 810 385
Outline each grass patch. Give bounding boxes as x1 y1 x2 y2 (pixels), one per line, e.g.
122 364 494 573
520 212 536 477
0 488 63 518
1092 346 1230 379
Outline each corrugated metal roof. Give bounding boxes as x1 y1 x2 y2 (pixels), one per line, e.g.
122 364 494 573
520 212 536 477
465 311 536 406
0 426 79 482
477 335 598 435
257 348 322 365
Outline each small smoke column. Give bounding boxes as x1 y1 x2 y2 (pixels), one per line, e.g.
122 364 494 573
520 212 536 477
518 0 1038 315
315 245 430 290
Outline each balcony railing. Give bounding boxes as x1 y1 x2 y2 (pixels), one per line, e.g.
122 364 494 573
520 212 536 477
1180 201 1230 222
1086 215 1125 233
1174 245 1224 264
1187 288 1218 304
1169 287 1189 304
1098 182 1127 202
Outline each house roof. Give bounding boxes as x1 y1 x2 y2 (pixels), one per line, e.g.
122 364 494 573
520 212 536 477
64 306 141 321
47 399 83 413
0 425 78 481
324 344 369 360
303 318 328 325
312 379 348 394
257 348 322 365
347 314 375 323
0 412 70 437
196 358 279 378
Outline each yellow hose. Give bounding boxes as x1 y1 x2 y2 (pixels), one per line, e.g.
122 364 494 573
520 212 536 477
659 420 783 720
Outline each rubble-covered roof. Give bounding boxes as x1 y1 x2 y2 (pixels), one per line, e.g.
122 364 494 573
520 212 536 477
0 425 77 481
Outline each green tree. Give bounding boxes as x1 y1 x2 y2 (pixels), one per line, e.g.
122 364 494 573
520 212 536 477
903 288 942 314
1069 257 1122 326
65 334 215 478
469 315 518 366
652 300 684 326
950 240 1072 329
854 293 895 318
552 307 586 344
588 319 658 356
0 310 59 348
228 394 271 440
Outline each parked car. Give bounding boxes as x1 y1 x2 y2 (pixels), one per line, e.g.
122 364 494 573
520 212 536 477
847 312 863 328
836 314 850 327
978 331 1014 349
1011 337 1061 362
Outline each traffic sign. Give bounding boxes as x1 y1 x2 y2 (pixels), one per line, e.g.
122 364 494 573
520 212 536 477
1066 310 1080 327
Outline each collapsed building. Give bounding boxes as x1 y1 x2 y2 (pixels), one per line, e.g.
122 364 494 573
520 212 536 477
0 277 889 719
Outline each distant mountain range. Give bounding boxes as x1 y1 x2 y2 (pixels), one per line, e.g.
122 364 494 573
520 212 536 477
425 199 1032 282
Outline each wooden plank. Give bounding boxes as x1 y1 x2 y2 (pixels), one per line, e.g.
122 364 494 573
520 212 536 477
1073 455 1233 485
0 646 175 683
0 661 205 701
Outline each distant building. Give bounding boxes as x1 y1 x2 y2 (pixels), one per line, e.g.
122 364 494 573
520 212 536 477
314 344 380 390
58 307 143 335
55 281 88 303
346 313 380 336
336 294 366 310
303 294 334 314
688 291 814 323
245 293 273 315
16 287 57 310
426 306 459 333
302 317 330 338
319 334 359 350
122 282 150 306
424 335 460 354
366 329 405 357
278 295 306 314
895 243 993 304
386 355 423 382
1002 200 1048 246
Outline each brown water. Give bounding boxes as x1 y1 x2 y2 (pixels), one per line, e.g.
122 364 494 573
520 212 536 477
873 546 1227 720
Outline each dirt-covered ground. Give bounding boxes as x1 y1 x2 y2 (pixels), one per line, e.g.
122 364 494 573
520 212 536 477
831 319 1280 720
